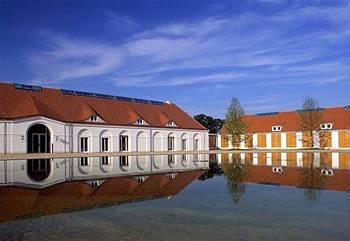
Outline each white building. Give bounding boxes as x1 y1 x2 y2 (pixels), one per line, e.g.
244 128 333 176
0 82 209 187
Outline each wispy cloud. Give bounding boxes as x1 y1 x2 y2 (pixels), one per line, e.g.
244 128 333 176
105 11 140 32
28 32 122 84
27 3 350 90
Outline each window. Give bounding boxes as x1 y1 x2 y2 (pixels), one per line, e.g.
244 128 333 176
181 139 187 150
137 176 145 183
272 166 283 173
136 119 144 125
193 139 199 161
120 156 129 167
119 135 129 168
168 136 175 151
168 136 175 165
120 135 128 151
168 173 176 179
320 123 333 130
194 139 199 150
321 169 334 176
272 126 282 132
181 139 187 161
101 137 109 165
166 121 176 127
168 154 175 165
90 115 98 121
80 137 88 166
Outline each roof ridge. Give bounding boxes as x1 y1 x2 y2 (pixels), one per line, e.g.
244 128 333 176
245 106 346 117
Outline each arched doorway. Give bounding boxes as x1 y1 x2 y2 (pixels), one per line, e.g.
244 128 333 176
27 124 51 181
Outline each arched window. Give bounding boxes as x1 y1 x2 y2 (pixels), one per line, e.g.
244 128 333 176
119 131 129 168
181 133 188 161
167 133 175 166
193 134 200 161
27 124 51 181
78 130 90 166
100 130 112 166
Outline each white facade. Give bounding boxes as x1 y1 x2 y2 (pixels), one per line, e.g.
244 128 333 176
218 130 349 150
0 116 209 188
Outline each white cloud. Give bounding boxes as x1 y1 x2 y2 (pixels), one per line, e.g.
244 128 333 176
27 4 350 88
105 11 139 31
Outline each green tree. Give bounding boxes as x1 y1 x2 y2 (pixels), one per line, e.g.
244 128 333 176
224 97 246 148
298 96 324 148
194 114 224 133
299 154 325 201
223 158 248 204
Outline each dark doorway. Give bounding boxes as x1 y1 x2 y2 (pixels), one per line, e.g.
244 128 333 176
27 124 51 181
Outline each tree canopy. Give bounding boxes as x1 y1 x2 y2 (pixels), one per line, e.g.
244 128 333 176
298 96 324 147
224 97 246 147
194 114 224 133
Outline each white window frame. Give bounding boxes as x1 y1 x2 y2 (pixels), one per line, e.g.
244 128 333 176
168 136 175 165
90 115 98 122
166 121 176 127
272 126 282 132
320 123 333 130
80 137 89 166
101 137 109 165
136 119 144 125
119 135 129 167
181 139 187 161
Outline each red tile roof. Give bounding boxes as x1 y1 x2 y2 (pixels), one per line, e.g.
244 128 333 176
0 170 205 222
220 107 350 134
0 82 206 130
244 166 350 192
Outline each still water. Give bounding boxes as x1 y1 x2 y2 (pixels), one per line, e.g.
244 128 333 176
0 153 349 241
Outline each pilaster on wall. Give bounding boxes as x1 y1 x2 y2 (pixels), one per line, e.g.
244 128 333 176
217 134 222 149
297 152 303 167
253 152 258 165
240 134 245 148
332 152 339 169
240 153 245 163
228 136 233 149
217 153 222 164
296 132 303 148
266 134 272 149
253 134 258 148
331 131 339 149
266 152 272 166
313 131 320 148
281 152 287 166
281 133 287 149
313 152 320 167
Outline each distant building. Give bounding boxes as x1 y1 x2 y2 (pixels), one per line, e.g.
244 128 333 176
218 108 350 168
0 170 206 222
219 108 350 149
0 82 209 186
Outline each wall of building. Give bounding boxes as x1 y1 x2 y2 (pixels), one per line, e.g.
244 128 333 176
218 129 350 150
0 117 209 187
217 152 349 169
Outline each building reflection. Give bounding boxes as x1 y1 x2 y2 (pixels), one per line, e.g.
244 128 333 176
222 158 248 204
213 152 350 202
0 156 209 222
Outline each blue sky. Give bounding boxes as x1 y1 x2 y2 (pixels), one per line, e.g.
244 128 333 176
1 0 350 117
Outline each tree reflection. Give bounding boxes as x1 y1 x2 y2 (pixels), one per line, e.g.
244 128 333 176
222 159 248 204
198 161 223 180
299 154 325 201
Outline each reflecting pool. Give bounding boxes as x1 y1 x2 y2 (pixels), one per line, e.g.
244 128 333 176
0 153 349 241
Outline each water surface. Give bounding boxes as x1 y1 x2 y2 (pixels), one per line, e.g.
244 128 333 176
0 153 349 241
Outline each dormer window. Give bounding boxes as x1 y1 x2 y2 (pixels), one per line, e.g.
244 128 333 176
136 119 144 125
320 123 333 130
90 115 98 122
272 126 282 132
166 121 176 127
